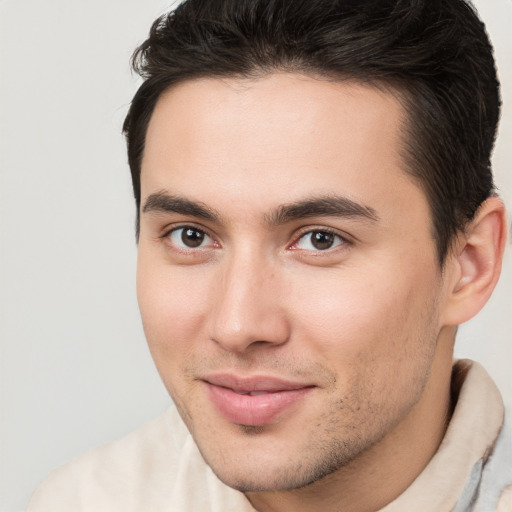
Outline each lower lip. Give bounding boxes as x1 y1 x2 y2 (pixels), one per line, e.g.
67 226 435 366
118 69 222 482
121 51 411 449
206 383 313 426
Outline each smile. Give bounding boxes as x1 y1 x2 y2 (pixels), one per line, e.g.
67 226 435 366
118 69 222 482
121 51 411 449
202 374 315 426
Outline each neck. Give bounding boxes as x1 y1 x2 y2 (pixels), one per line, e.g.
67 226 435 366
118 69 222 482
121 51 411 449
247 329 455 512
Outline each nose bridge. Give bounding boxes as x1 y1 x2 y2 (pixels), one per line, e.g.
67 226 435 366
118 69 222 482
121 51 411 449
209 245 289 352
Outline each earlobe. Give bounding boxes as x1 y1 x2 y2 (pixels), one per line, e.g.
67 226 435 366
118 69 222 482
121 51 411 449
442 197 508 326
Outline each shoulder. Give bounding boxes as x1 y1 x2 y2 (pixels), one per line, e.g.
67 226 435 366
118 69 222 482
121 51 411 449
26 407 254 512
26 408 186 512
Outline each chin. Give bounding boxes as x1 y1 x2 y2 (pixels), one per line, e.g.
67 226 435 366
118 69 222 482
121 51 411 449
211 468 315 493
198 437 367 493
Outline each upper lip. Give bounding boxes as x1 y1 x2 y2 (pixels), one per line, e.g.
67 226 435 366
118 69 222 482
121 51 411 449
202 373 314 393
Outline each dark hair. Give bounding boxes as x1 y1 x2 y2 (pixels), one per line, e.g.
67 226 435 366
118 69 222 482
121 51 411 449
123 0 500 263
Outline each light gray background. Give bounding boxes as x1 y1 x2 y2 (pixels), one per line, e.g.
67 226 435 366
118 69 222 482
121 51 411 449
1 1 511 511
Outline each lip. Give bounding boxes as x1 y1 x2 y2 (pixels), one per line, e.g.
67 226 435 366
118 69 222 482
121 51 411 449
203 374 315 426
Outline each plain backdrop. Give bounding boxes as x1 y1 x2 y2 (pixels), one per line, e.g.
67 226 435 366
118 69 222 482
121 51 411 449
0 1 511 511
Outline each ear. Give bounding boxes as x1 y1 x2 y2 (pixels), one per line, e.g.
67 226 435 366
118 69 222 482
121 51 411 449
441 197 508 326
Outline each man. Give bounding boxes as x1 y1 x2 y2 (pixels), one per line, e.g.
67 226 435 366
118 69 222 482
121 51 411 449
27 0 511 510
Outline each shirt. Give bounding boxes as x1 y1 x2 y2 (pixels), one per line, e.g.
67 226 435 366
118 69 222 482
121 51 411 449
26 360 512 512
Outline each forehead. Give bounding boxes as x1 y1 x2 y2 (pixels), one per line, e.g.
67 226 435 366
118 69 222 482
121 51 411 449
141 73 427 227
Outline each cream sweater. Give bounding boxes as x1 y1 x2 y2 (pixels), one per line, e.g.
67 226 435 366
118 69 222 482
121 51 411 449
27 361 512 512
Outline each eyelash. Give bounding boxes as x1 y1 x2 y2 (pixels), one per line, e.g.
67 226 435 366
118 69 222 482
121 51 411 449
289 227 349 253
161 224 217 252
160 224 351 254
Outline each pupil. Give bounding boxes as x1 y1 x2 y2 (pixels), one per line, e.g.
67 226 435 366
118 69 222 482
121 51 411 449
312 231 334 250
182 228 204 248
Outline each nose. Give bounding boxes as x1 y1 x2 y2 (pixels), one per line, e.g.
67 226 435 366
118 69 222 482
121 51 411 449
208 251 290 353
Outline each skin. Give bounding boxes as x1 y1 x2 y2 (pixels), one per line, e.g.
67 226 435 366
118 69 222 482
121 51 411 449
136 73 506 512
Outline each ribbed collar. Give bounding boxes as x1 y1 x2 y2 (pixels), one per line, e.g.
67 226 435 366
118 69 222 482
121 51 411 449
380 360 504 512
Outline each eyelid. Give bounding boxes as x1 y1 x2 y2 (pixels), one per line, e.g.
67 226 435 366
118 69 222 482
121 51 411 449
161 221 211 238
158 223 352 254
288 226 352 251
160 223 220 249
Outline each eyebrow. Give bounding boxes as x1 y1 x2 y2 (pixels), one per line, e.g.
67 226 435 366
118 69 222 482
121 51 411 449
265 196 379 225
142 192 219 221
142 191 379 225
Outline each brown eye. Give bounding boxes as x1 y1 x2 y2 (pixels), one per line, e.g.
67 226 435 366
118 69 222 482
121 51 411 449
295 230 344 251
182 228 204 247
169 227 211 249
311 231 335 250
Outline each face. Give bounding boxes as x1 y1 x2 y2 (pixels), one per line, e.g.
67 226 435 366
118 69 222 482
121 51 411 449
137 74 450 492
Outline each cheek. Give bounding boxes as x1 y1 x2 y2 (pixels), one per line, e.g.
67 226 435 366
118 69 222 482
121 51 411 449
289 264 439 368
136 253 212 366
290 267 441 427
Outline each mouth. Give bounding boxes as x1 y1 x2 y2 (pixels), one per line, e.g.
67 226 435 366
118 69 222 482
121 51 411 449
202 374 315 427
